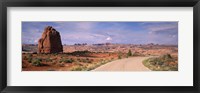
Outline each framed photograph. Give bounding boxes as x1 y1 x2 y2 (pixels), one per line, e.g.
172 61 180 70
0 0 199 93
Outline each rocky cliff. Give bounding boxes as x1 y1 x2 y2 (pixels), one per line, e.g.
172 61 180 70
38 26 63 53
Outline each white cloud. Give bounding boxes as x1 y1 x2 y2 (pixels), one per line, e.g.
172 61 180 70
34 40 38 43
106 37 112 41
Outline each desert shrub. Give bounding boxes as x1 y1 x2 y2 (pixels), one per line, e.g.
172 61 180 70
118 51 123 59
27 58 32 63
104 59 111 63
71 58 113 71
86 61 107 71
71 50 90 56
162 54 172 59
127 50 132 57
44 58 52 62
142 54 178 71
86 64 96 71
53 53 58 56
23 56 27 60
31 58 42 66
82 58 92 63
70 66 87 71
26 54 33 63
169 66 178 71
70 59 111 71
59 58 64 63
101 60 108 64
59 58 74 63
82 59 87 63
27 54 32 57
67 58 74 63
118 55 122 59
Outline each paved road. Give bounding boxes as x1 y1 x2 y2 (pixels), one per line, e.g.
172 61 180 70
93 57 151 71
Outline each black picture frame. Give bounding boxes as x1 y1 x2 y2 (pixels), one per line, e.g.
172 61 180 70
0 0 199 93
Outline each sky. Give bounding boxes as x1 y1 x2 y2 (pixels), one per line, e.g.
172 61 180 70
22 22 178 45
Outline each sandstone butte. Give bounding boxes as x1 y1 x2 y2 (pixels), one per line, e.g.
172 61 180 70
38 26 63 53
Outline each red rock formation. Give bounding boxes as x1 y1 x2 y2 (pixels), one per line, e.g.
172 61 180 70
38 26 63 53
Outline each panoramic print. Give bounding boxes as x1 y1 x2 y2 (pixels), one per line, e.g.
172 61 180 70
22 22 178 71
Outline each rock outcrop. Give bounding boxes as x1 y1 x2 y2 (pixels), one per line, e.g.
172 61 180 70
38 26 63 53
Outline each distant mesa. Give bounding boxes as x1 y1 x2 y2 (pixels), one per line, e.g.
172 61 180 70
38 26 63 53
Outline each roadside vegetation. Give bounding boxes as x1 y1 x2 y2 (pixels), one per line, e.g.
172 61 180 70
31 58 42 66
70 59 112 71
22 51 117 71
142 54 178 71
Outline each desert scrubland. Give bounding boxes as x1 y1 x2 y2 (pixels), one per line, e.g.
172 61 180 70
22 43 178 71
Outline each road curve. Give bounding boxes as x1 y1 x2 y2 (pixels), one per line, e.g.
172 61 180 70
93 57 151 71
